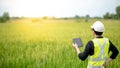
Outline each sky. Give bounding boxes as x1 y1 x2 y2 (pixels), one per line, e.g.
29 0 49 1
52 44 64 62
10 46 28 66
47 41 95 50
0 0 120 17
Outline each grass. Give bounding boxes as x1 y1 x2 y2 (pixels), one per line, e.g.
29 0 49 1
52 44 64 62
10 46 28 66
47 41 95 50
0 19 120 68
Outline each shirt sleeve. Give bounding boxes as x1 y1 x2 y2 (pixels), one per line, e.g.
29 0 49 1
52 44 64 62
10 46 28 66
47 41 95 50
109 40 119 59
78 40 94 61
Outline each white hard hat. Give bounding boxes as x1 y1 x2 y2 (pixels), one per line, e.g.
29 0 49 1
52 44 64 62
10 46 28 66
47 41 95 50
91 21 105 32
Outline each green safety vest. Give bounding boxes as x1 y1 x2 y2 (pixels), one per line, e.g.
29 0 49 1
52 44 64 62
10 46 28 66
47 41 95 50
87 37 110 68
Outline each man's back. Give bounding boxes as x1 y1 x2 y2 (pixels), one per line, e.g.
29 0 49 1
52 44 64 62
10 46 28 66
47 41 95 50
88 37 110 68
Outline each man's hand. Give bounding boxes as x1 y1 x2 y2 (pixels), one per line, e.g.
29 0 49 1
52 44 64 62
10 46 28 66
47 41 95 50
73 43 78 49
103 62 107 68
103 58 112 68
73 43 80 54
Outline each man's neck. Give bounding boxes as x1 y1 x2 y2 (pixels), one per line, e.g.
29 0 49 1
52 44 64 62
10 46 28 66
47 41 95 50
95 35 103 38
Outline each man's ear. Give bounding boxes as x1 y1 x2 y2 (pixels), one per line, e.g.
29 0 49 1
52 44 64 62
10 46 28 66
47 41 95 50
92 30 95 35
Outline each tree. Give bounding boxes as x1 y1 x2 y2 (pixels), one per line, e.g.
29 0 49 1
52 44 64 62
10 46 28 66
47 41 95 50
0 12 10 22
116 5 120 19
74 15 80 23
103 12 110 19
110 13 118 19
75 15 80 19
85 14 90 22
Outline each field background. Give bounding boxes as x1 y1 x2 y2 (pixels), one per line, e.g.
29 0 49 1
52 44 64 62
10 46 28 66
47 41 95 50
0 19 120 68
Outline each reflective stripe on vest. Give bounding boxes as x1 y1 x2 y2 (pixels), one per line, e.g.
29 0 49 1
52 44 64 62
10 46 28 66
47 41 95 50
88 38 109 68
88 64 104 68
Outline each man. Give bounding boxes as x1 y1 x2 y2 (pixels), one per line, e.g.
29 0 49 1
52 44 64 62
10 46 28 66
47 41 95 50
73 21 119 68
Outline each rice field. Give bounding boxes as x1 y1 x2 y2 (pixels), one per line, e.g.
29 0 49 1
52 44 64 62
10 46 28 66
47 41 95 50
0 19 120 68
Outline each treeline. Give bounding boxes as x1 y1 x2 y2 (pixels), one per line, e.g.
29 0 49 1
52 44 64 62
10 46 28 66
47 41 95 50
63 5 120 20
73 5 120 20
0 5 120 23
103 5 120 19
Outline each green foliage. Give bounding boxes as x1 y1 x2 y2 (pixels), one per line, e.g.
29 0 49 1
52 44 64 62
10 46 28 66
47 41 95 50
0 19 120 68
85 14 90 22
116 5 120 18
75 15 80 19
103 5 120 19
0 12 10 23
103 12 110 19
110 13 118 19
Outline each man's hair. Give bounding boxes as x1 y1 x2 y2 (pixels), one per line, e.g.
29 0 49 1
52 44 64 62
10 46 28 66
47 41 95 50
92 28 103 35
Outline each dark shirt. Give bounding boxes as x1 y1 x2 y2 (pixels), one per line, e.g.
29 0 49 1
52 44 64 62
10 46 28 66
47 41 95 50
78 36 119 61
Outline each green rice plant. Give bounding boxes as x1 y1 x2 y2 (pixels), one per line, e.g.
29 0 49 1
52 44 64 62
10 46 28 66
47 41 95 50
0 19 120 68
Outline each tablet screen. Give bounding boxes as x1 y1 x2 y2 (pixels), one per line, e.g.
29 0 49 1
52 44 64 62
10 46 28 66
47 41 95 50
73 38 83 47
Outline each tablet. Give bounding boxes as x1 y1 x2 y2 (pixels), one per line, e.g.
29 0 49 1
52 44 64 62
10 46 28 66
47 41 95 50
73 38 83 47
